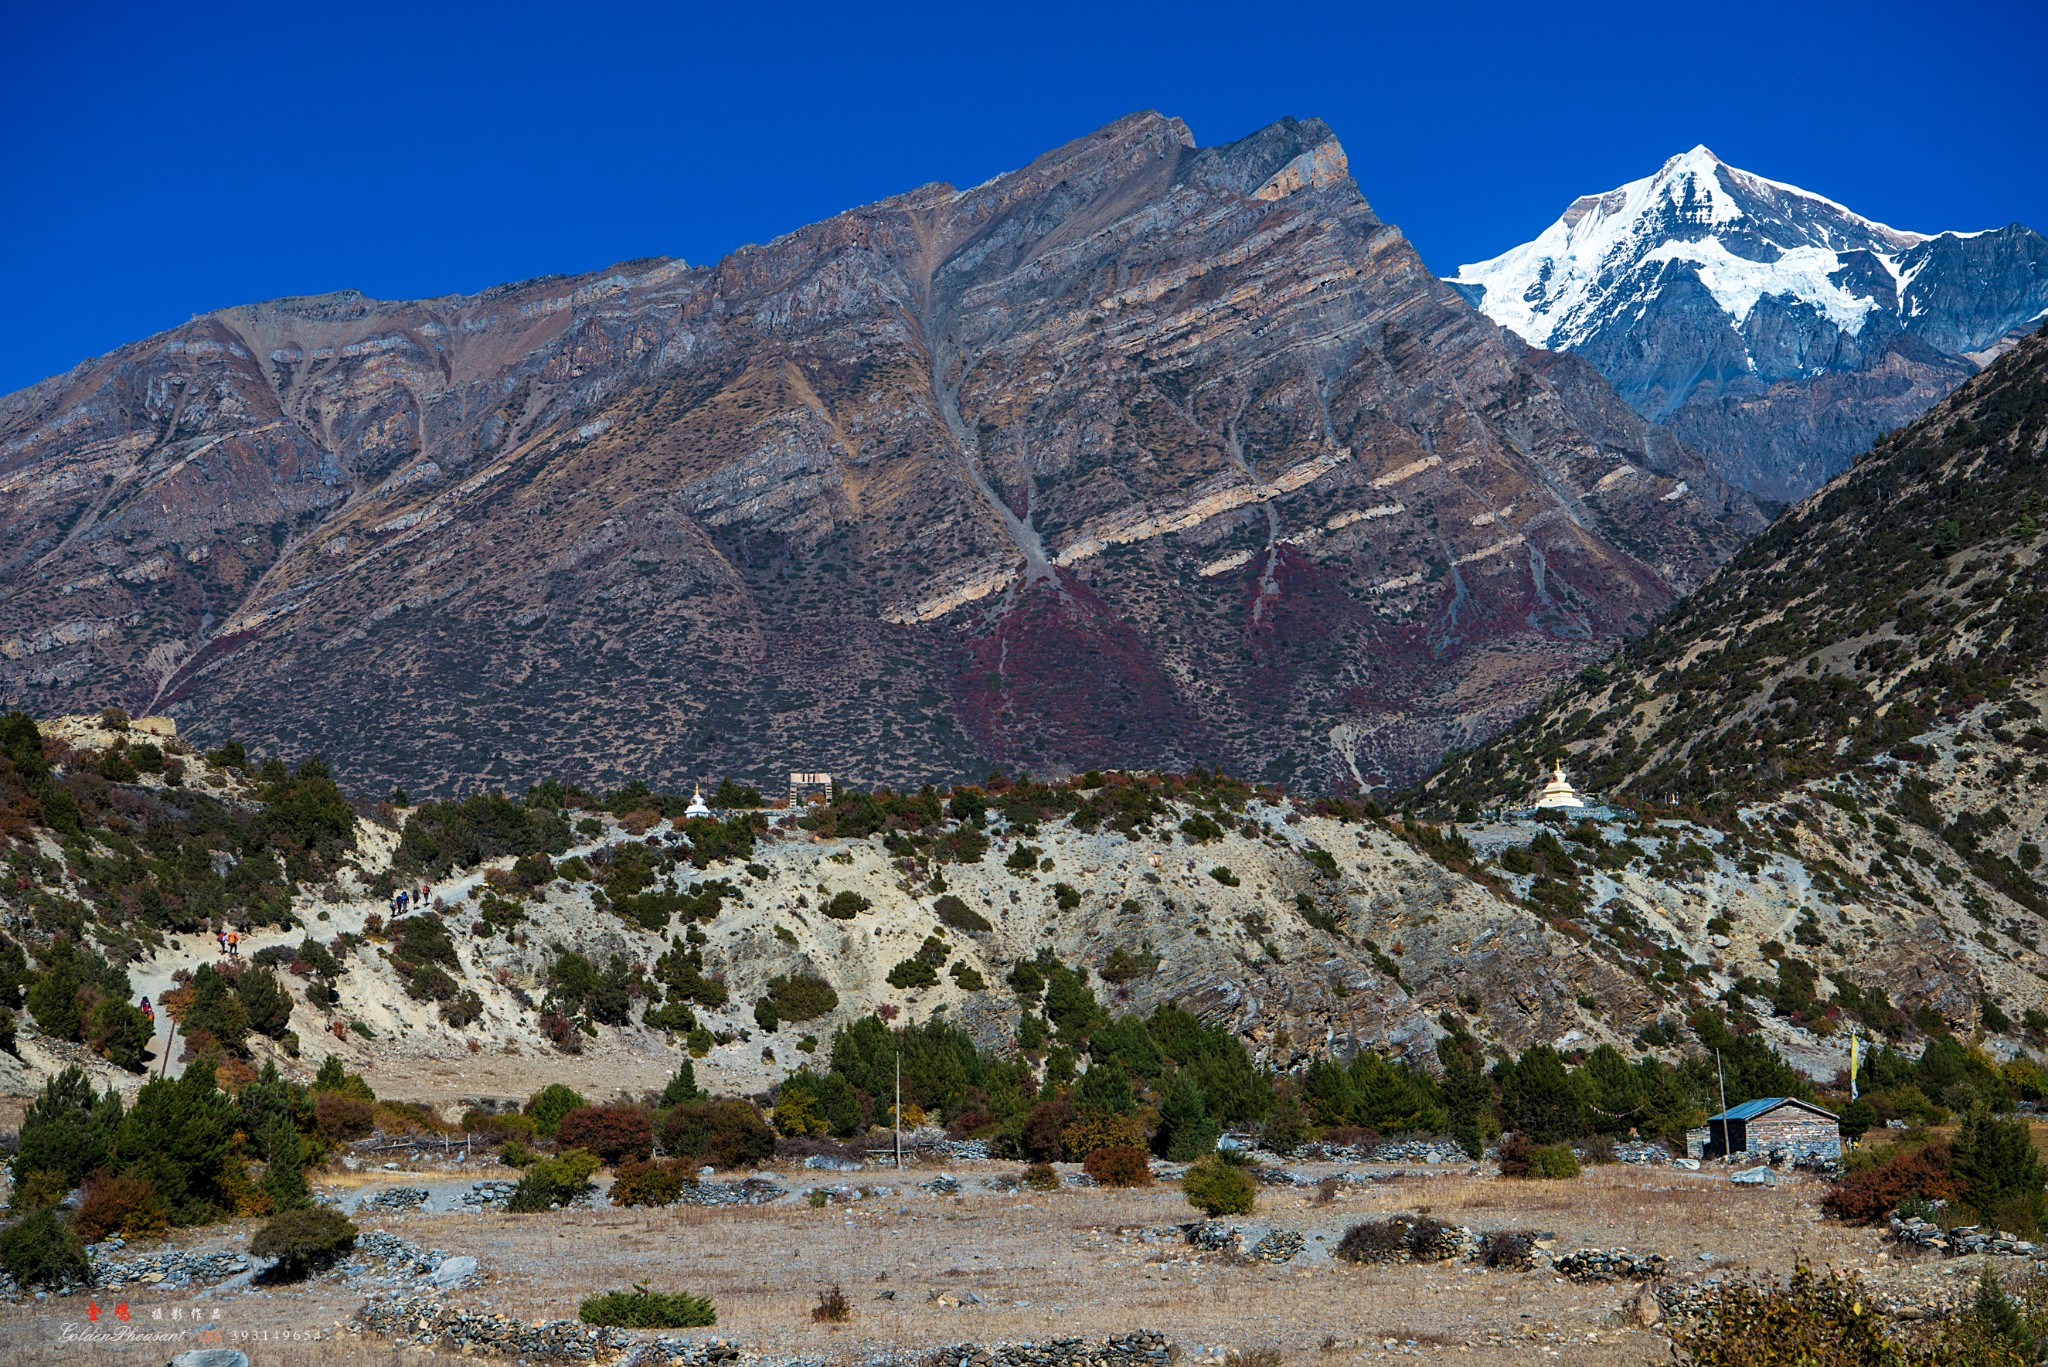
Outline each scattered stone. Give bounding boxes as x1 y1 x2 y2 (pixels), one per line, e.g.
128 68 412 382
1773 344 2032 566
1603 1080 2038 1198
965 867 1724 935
927 1330 1175 1367
1181 1220 1237 1251
1612 1141 1671 1166
673 1178 786 1207
428 1255 478 1288
921 1175 963 1196
1244 1229 1305 1264
1730 1167 1777 1187
1554 1249 1668 1282
364 1186 432 1213
458 1181 518 1210
168 1351 251 1367
352 1296 742 1360
87 1246 250 1290
803 1155 866 1172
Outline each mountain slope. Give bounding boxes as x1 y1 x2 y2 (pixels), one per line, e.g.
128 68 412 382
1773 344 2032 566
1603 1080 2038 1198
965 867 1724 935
1452 148 2048 502
0 113 1759 798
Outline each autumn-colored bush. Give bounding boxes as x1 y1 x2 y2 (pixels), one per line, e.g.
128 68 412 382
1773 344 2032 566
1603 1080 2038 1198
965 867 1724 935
1060 1110 1147 1161
1082 1143 1153 1188
462 1109 538 1143
658 1099 776 1170
74 1172 168 1243
539 1011 583 1054
555 1104 654 1165
608 1157 696 1207
1020 1162 1060 1192
314 1092 375 1142
1668 1262 2030 1366
1823 1138 1961 1224
1020 1092 1076 1161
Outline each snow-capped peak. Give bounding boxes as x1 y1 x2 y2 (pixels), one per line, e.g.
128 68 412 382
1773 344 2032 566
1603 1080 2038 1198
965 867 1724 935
1450 149 1944 350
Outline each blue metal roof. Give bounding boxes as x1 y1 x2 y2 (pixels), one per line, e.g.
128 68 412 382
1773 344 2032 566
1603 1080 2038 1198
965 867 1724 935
1707 1097 1836 1123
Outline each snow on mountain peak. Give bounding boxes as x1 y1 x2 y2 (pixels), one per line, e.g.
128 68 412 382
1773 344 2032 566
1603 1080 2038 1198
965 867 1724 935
1450 150 1940 350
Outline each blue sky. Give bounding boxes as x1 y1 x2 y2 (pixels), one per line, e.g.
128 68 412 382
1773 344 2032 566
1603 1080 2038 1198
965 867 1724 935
3 0 2043 395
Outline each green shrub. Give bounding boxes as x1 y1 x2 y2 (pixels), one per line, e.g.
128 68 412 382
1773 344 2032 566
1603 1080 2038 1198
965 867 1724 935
1182 1155 1257 1216
506 1149 601 1211
1021 1162 1059 1191
524 1083 587 1137
249 1206 358 1280
821 891 870 920
886 957 939 990
0 1209 88 1289
764 972 838 1022
933 895 992 933
1525 1143 1580 1179
578 1287 716 1328
1208 866 1239 887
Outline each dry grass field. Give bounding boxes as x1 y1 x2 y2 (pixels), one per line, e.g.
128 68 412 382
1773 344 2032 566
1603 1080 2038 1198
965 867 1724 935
0 1161 1995 1367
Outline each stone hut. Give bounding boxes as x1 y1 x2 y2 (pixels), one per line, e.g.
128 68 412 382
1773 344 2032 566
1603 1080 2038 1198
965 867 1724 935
1701 1097 1841 1160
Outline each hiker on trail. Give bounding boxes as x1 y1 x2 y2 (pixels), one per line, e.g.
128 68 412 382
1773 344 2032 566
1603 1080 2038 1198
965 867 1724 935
227 930 240 958
215 929 227 956
140 996 153 1022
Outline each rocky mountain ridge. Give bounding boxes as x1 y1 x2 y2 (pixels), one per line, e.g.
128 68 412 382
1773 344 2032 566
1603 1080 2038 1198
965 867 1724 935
1451 147 2048 502
0 112 1760 797
1416 326 2048 1050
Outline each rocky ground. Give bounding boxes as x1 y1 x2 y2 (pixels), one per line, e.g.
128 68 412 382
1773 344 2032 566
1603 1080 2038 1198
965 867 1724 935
0 1154 2004 1366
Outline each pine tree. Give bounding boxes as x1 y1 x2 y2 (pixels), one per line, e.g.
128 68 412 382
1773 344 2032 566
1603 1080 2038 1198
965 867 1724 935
658 1058 703 1106
1154 1075 1219 1160
259 1117 312 1212
111 1067 235 1225
1437 1034 1498 1158
1956 1107 2047 1236
1075 1059 1134 1115
1497 1045 1590 1144
1969 1265 2030 1350
12 1066 122 1189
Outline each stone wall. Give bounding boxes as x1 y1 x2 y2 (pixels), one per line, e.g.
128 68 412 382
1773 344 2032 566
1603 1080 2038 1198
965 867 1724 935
1745 1111 1840 1159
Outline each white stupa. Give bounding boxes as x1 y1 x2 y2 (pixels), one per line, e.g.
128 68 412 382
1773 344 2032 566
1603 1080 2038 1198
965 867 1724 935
1532 761 1587 811
683 783 713 819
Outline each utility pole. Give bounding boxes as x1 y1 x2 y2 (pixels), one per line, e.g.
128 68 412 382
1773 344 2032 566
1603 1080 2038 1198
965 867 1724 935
159 1014 178 1079
1716 1049 1728 1158
894 1052 903 1171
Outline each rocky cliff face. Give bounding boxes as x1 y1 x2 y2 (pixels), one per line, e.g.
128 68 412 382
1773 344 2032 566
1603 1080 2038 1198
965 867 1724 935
1452 148 2048 503
0 113 1759 797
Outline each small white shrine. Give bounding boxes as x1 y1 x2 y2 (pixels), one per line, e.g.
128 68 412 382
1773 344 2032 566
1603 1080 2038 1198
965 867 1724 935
683 784 713 819
1532 761 1587 811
